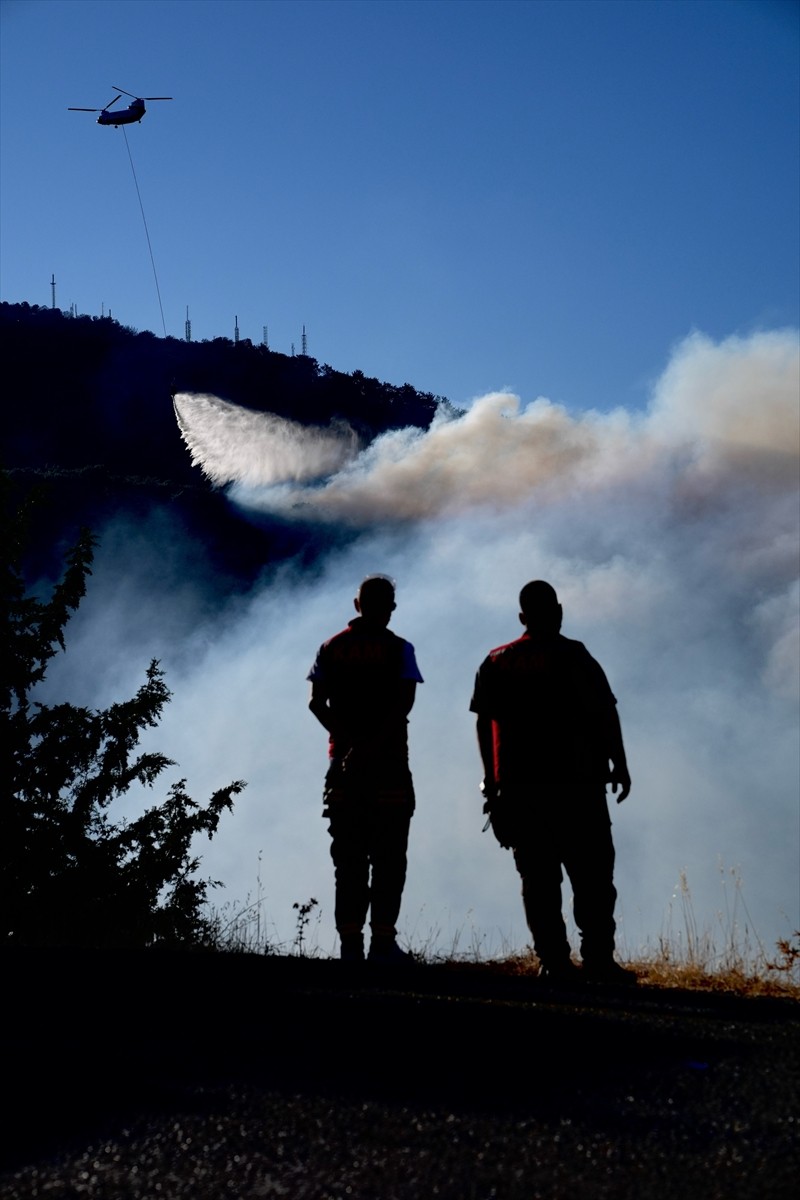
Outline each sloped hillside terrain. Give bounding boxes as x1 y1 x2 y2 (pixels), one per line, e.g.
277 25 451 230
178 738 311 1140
1 302 446 590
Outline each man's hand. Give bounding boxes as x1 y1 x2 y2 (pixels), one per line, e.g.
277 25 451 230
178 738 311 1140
480 777 498 806
609 764 631 803
480 777 497 831
480 779 515 848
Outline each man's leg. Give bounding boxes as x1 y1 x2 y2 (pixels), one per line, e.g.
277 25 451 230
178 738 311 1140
327 803 371 958
513 834 573 971
366 803 412 943
562 793 618 968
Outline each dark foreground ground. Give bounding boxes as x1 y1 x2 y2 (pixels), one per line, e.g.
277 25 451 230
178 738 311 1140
1 949 798 1199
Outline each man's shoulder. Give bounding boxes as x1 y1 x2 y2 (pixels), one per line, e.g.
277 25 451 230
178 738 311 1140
318 625 354 652
482 633 594 666
321 620 406 643
557 634 592 655
484 635 527 663
317 621 410 662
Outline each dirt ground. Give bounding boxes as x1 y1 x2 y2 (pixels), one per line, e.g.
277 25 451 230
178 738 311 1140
1 950 798 1199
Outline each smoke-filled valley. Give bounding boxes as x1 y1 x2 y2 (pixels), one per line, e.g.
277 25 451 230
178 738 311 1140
8 310 799 962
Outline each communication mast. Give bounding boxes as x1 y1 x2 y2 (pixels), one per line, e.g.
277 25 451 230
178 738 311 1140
234 315 240 344
185 306 192 342
301 324 308 356
50 274 56 309
262 325 269 348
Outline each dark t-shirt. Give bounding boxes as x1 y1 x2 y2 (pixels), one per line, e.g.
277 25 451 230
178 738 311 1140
470 633 617 786
308 617 423 763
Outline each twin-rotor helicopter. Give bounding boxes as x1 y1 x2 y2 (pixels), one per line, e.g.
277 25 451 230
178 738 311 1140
68 86 172 126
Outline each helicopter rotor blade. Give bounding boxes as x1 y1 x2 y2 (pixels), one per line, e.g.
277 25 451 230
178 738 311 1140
68 107 101 112
112 86 138 99
112 86 172 101
105 95 123 110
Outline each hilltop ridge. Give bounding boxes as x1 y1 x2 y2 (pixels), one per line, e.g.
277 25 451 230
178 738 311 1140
1 301 451 588
1 300 447 480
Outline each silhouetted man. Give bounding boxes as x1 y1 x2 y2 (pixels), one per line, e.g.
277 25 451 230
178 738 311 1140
308 575 422 964
470 580 634 983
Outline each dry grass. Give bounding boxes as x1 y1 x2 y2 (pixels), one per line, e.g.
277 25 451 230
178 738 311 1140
472 942 800 999
208 864 800 1000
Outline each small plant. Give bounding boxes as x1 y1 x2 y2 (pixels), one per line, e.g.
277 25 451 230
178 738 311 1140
766 932 800 977
205 853 286 955
292 897 319 956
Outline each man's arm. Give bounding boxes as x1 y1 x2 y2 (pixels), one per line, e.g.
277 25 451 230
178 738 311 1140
476 714 496 795
309 678 416 740
308 681 334 733
398 678 417 718
607 707 631 803
584 649 631 803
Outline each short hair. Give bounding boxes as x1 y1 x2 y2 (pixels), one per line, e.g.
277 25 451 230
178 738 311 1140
519 580 559 617
357 574 396 605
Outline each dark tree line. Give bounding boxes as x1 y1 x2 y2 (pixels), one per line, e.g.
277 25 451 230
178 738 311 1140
1 302 451 484
1 301 456 588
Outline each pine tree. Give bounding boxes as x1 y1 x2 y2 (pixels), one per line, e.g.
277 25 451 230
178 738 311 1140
0 479 245 947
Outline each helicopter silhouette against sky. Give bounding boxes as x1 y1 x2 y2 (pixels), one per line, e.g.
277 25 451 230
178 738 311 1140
68 87 172 126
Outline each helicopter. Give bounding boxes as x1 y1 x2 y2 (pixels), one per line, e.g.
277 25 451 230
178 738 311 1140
68 86 172 126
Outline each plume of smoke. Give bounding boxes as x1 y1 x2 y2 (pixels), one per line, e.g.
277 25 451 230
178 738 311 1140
41 329 799 961
176 331 798 528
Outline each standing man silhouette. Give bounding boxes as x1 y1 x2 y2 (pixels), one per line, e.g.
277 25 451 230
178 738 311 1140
471 580 635 983
308 575 422 964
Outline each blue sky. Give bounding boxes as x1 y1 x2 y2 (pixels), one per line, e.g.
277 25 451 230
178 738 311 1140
1 0 797 411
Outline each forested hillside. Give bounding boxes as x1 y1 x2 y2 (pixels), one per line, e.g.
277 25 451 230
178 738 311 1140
1 302 449 585
1 301 445 477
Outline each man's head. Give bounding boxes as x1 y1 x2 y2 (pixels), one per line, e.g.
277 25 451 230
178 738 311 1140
519 580 562 635
354 574 396 626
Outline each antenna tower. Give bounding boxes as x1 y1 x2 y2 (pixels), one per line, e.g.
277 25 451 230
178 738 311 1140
234 315 240 344
185 306 192 342
50 274 56 309
262 325 269 348
301 325 308 356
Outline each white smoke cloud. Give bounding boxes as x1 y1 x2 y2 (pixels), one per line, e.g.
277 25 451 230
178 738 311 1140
43 329 800 962
175 329 798 529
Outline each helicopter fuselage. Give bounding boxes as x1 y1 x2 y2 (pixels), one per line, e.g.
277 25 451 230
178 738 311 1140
97 100 146 126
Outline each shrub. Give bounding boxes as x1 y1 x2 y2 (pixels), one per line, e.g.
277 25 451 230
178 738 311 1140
0 480 245 947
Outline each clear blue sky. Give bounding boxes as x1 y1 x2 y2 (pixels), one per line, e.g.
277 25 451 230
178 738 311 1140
1 0 798 411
